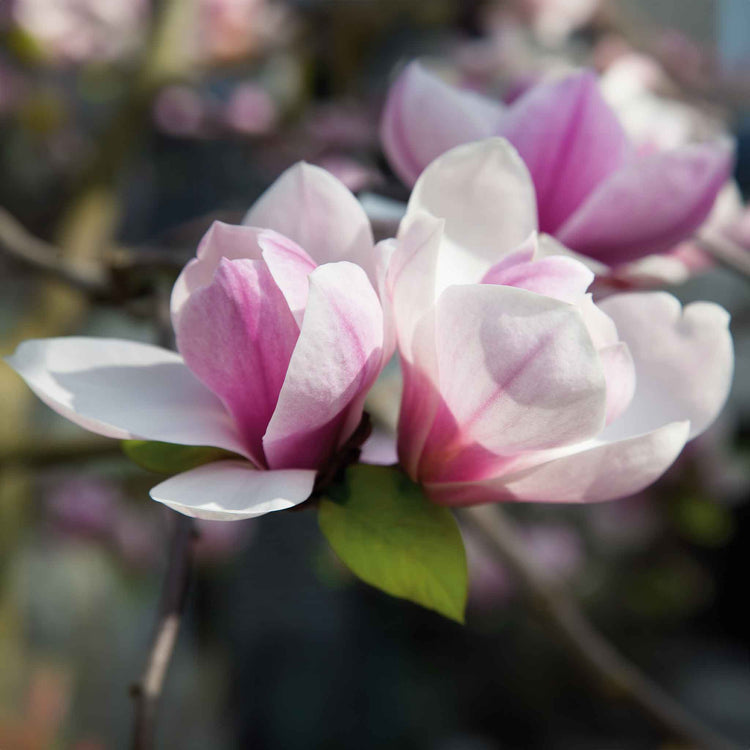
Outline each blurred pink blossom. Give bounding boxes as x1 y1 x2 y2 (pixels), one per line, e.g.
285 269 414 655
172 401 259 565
45 477 118 538
224 83 278 135
194 518 255 561
153 86 207 138
382 64 733 270
586 493 661 550
114 508 160 569
466 523 583 608
0 63 25 116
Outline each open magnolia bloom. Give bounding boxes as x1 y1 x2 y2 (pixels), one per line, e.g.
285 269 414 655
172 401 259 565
595 52 747 287
381 63 733 269
386 138 733 505
6 163 389 520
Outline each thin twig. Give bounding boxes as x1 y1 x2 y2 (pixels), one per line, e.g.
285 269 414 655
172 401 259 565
131 512 195 750
0 205 193 304
462 504 741 750
0 208 109 298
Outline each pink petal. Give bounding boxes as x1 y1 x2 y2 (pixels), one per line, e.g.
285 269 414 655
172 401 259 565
258 230 317 325
426 421 690 505
5 337 248 457
397 311 443 479
171 222 265 326
599 292 733 440
497 71 631 234
263 262 384 470
557 142 734 265
381 61 505 187
406 138 538 291
175 258 300 467
481 238 595 301
243 162 376 279
150 461 316 520
536 233 610 277
418 284 607 480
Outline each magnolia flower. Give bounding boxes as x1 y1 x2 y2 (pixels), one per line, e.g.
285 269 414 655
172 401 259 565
6 164 388 520
381 64 732 268
386 139 733 505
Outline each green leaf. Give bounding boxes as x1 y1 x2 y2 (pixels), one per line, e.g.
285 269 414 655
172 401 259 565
122 440 237 475
318 464 467 623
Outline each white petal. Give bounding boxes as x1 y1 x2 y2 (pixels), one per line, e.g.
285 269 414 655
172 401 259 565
427 421 689 505
5 337 248 456
432 284 607 454
406 138 538 292
243 162 376 278
387 210 444 359
599 292 733 440
381 61 505 187
150 461 316 520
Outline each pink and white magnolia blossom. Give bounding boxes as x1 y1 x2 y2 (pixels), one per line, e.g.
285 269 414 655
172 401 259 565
594 52 747 287
386 139 733 505
6 164 389 520
381 64 733 269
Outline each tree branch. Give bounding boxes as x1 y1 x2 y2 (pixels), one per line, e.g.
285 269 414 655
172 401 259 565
130 512 194 750
0 208 109 298
0 206 194 304
461 504 741 750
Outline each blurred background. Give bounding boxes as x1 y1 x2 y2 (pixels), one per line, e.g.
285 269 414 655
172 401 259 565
1 0 749 747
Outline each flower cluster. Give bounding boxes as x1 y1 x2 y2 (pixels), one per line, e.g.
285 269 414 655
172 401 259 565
6 79 735 527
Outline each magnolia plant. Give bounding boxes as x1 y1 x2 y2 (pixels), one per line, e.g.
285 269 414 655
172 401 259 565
5 138 734 623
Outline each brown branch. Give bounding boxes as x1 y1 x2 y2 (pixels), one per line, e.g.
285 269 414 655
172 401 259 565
130 512 194 750
462 504 741 750
0 208 110 298
0 206 193 304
